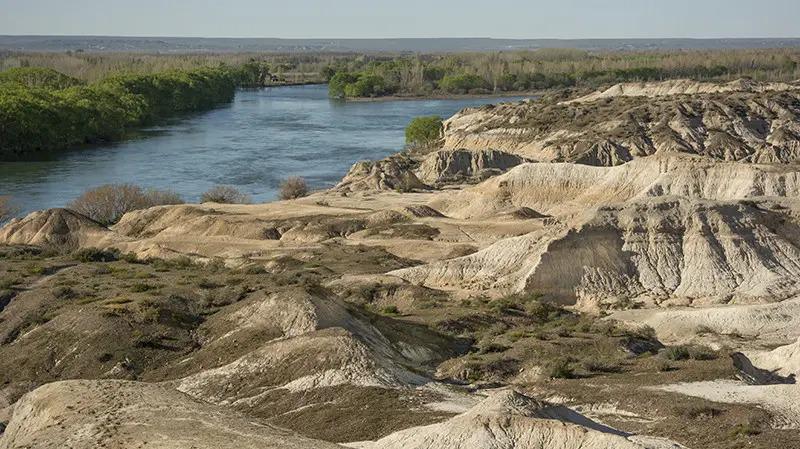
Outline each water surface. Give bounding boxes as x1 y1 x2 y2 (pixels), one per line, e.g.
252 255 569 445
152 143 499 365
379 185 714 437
0 85 528 214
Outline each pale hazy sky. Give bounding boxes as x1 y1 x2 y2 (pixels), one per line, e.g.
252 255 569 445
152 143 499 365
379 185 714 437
1 0 798 39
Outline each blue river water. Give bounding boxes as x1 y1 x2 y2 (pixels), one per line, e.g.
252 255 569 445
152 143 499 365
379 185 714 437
0 84 529 214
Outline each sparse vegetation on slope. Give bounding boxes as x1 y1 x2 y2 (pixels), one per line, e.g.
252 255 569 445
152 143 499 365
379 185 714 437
67 184 184 225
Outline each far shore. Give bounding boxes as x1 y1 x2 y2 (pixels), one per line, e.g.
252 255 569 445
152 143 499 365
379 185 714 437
343 90 544 102
252 82 544 102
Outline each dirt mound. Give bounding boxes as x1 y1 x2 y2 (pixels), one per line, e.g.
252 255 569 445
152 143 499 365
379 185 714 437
393 196 800 307
442 85 800 165
0 208 114 250
171 287 459 430
114 204 284 241
0 380 339 449
349 389 684 449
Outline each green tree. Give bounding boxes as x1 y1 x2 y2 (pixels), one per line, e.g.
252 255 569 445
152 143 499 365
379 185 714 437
438 73 490 94
405 116 443 147
328 72 359 98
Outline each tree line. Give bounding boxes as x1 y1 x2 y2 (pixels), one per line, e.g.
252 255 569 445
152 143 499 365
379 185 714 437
324 48 800 98
0 64 274 158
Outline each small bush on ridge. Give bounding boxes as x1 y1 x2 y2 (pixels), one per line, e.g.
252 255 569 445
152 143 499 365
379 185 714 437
279 177 309 200
201 185 251 204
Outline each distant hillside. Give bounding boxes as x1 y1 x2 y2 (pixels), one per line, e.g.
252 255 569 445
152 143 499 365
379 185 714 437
2 36 800 53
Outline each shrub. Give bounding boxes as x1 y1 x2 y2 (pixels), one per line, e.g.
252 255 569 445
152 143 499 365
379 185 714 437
546 358 576 379
663 344 718 361
197 279 221 290
142 188 184 206
328 72 394 98
201 185 251 204
438 73 490 94
68 184 183 225
328 72 360 98
129 282 157 293
51 286 77 299
72 247 119 263
344 74 390 98
241 265 266 275
380 305 400 315
730 418 764 437
581 358 622 373
478 343 510 354
279 177 309 200
688 345 718 361
405 116 443 147
663 345 691 361
674 405 723 420
656 359 675 372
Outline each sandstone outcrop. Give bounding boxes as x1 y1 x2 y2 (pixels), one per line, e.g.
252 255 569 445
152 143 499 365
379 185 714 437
395 195 800 308
442 81 800 165
415 148 527 185
337 155 429 192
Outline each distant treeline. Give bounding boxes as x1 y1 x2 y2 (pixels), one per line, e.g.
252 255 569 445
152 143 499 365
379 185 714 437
324 48 800 98
0 61 296 158
0 51 337 83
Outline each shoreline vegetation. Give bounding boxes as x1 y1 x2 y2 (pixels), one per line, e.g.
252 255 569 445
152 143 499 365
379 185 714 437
0 60 290 159
1 48 798 157
323 48 799 99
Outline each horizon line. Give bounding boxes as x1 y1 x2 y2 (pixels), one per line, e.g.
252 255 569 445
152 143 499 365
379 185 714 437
3 34 800 41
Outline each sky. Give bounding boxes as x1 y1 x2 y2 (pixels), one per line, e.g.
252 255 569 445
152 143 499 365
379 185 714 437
1 0 798 39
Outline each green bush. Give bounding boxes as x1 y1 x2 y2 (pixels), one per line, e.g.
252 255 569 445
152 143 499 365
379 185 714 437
380 305 400 315
663 345 718 361
328 71 394 98
328 72 360 98
405 116 443 146
664 345 691 361
546 358 576 379
438 73 490 94
72 247 119 263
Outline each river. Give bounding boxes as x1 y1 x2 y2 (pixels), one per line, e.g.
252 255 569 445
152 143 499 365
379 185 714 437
0 84 529 215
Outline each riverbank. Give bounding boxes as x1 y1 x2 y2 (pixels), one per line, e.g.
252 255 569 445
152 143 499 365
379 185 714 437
342 89 543 102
